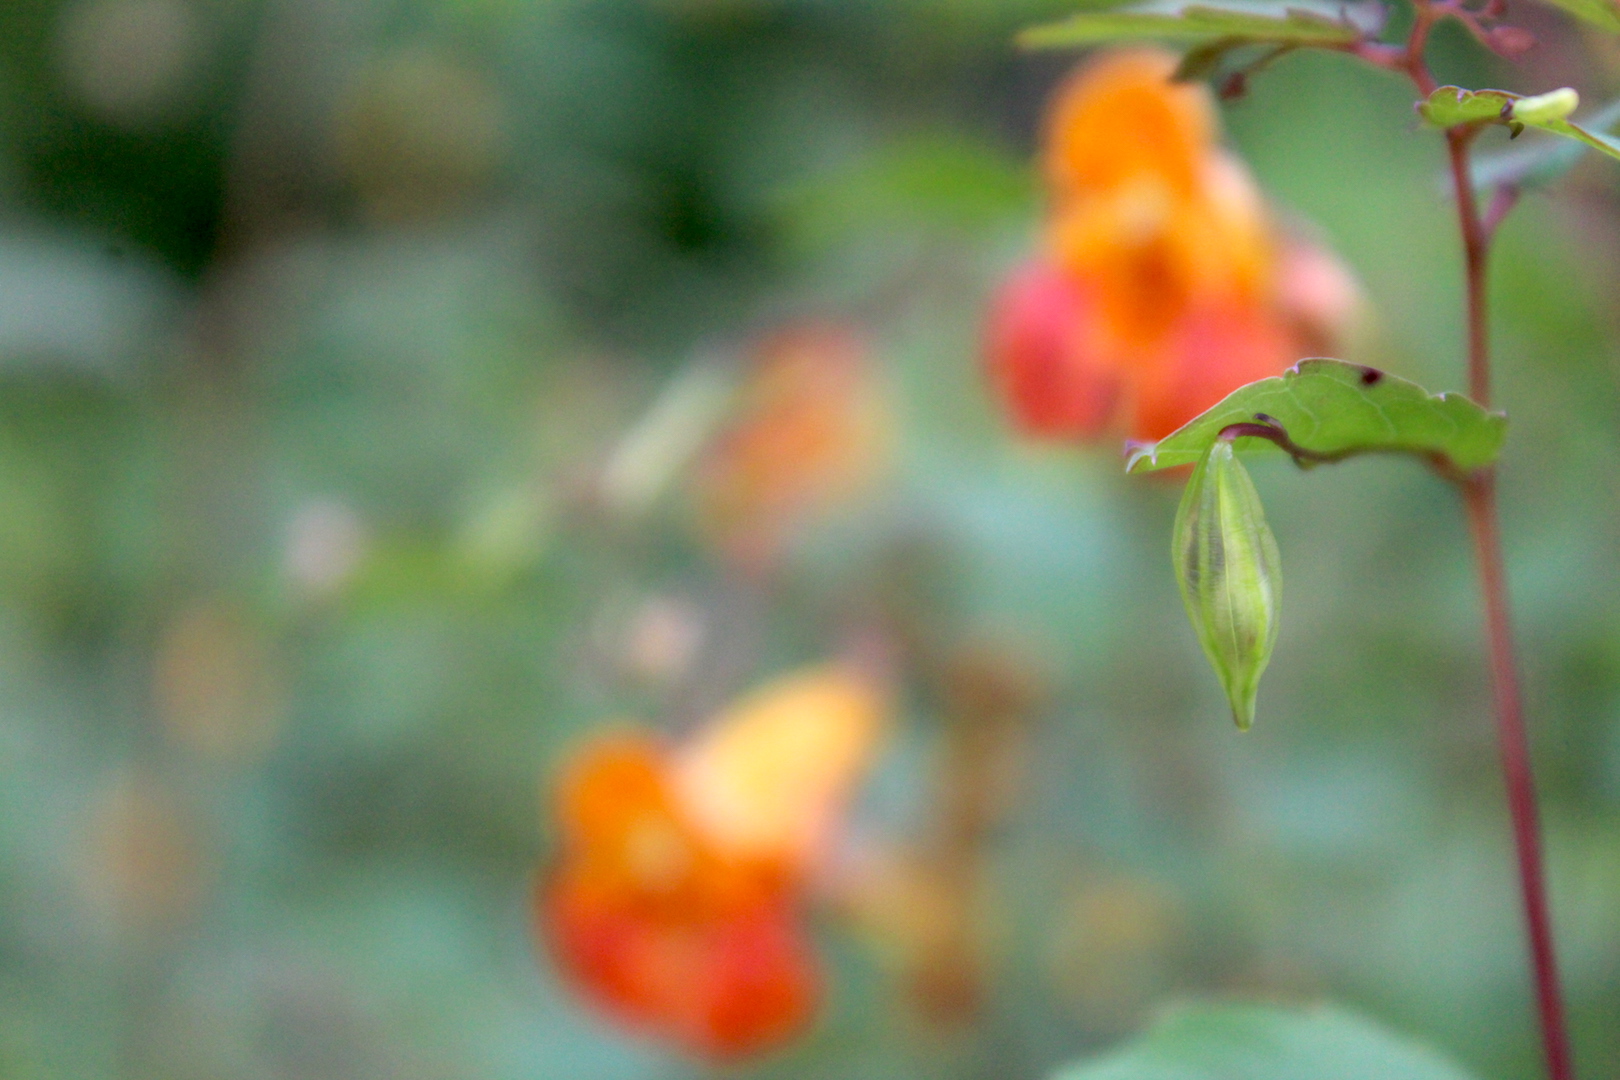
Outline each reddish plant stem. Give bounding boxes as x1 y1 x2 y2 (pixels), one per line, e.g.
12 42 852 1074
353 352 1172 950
1229 1 1573 1066
1463 473 1574 1080
1286 18 1571 1065
1446 128 1492 404
1441 91 1576 1080
1367 0 1576 1069
1189 5 1571 1065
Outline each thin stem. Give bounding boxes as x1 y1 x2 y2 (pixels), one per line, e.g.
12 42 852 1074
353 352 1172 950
1175 3 1574 1068
1464 474 1574 1080
1436 75 1577 1080
1446 127 1492 404
1371 0 1575 1068
1405 1 1444 94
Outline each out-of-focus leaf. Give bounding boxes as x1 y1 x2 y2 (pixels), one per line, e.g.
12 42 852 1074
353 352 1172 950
1125 358 1506 474
599 362 737 519
773 133 1033 254
1019 0 1371 48
1534 0 1620 32
1419 86 1620 164
1172 37 1251 79
1050 1002 1483 1080
1022 0 1146 9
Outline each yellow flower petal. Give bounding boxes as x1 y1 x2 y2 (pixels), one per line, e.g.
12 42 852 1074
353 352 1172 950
671 666 889 871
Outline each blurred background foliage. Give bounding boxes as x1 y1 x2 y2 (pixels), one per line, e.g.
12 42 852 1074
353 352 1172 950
0 0 1619 1077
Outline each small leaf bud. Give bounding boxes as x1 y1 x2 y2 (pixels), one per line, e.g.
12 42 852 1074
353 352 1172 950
1510 88 1578 126
1172 438 1282 731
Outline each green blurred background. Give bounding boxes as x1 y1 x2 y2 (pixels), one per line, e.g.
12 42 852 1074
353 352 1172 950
1 0 1618 1077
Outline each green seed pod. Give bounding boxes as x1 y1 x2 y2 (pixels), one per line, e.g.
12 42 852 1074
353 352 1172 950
1172 438 1281 731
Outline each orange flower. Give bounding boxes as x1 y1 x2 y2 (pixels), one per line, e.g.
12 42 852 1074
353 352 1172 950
691 324 887 567
541 734 817 1059
539 666 888 1060
986 49 1355 444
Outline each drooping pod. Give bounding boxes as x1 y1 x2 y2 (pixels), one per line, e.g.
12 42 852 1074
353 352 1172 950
1172 437 1281 730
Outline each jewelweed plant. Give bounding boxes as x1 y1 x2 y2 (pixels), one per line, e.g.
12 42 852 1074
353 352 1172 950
1015 1 1620 1077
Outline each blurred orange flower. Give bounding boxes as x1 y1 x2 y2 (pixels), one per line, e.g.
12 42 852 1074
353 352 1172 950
986 49 1358 444
539 666 888 1060
691 323 888 567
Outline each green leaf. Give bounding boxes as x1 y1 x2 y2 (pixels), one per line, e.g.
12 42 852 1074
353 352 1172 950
1534 0 1620 32
1050 1002 1483 1080
1533 114 1620 161
1173 36 1248 80
1018 0 1368 48
1469 94 1620 192
1416 85 1518 128
1124 358 1506 475
1419 86 1620 165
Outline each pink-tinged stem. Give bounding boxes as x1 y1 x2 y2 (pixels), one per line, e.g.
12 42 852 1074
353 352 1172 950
1445 122 1576 1080
1463 474 1574 1080
1445 130 1492 405
1314 0 1570 1067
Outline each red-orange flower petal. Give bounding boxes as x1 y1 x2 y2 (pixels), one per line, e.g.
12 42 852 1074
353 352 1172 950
540 733 816 1059
986 47 1333 444
548 733 777 926
1129 301 1295 442
1276 234 1365 357
542 865 818 1060
984 258 1119 439
539 666 890 1060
